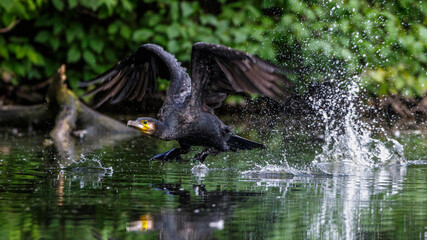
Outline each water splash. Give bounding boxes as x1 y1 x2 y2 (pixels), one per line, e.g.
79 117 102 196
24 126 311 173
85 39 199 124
55 154 114 190
191 162 210 178
242 150 305 178
310 77 406 175
61 154 114 175
241 76 407 177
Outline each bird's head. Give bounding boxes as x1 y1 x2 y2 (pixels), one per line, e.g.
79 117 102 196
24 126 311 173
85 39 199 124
127 117 158 136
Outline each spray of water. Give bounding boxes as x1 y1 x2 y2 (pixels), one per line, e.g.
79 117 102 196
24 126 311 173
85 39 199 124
242 150 305 178
191 162 210 178
61 153 114 175
242 76 406 177
310 77 406 175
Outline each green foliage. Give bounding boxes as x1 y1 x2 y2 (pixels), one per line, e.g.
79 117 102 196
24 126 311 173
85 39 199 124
0 0 425 99
262 0 427 97
0 0 271 93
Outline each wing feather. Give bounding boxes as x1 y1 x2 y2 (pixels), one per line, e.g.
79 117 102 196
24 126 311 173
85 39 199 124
80 44 184 111
138 68 150 101
191 42 294 110
215 59 243 92
111 70 137 104
222 61 259 93
128 70 143 101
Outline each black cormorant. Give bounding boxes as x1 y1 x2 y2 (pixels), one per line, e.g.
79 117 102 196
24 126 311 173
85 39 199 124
81 42 294 162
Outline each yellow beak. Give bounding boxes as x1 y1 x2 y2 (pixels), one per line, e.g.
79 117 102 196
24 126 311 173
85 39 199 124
141 125 149 133
127 120 149 133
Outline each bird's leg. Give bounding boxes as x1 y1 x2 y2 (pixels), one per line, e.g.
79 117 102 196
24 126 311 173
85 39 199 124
193 148 220 163
151 146 190 163
151 148 181 163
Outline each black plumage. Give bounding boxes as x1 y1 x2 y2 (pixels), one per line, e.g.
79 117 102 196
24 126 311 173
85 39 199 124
80 42 294 162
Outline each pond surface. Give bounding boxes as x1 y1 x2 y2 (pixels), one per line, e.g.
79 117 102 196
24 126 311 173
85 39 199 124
0 115 426 240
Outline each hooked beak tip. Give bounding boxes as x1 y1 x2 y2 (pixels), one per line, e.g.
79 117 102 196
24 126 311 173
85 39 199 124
127 120 141 129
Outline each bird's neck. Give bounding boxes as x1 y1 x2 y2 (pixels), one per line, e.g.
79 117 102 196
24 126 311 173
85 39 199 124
153 120 172 140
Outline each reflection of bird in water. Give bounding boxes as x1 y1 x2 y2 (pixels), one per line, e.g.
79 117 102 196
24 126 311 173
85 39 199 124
125 183 262 240
81 43 294 162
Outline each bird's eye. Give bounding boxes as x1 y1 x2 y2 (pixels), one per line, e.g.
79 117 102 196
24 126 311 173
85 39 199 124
143 120 148 125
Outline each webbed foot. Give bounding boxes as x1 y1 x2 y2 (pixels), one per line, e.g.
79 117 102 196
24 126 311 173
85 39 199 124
151 148 183 163
193 148 220 163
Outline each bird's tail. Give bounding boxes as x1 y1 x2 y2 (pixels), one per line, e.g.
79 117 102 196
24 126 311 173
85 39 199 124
227 135 265 151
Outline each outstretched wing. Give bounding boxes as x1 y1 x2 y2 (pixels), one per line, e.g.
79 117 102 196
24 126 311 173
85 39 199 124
80 44 186 110
190 42 294 109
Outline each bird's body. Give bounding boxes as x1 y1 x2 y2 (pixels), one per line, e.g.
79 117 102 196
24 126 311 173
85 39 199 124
81 42 294 162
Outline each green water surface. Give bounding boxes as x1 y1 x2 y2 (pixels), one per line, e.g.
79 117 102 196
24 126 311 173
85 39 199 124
0 124 426 240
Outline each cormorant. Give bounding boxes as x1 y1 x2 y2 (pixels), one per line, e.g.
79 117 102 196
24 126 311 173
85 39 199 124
81 42 294 162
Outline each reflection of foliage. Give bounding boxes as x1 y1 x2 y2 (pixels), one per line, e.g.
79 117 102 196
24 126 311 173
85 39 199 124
0 0 426 99
358 165 427 239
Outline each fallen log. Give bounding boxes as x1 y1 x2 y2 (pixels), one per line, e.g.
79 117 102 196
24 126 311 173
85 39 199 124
0 65 139 166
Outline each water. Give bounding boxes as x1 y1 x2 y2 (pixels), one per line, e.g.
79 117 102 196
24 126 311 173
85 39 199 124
308 78 407 176
0 113 426 239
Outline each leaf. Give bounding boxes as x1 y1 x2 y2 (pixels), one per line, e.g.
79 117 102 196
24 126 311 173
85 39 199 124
121 0 133 12
27 49 45 66
395 74 405 90
52 0 64 11
88 38 104 53
67 45 81 63
167 40 179 53
53 21 64 34
65 24 84 43
415 75 427 95
148 14 162 27
247 5 261 18
10 2 29 19
231 11 244 25
104 48 116 62
233 30 247 43
417 25 427 45
0 0 14 11
11 60 26 77
132 29 154 42
108 22 119 35
66 30 74 43
1 13 14 27
170 2 179 21
368 69 385 83
34 31 50 43
153 35 167 45
83 50 96 65
166 25 180 39
200 14 218 26
81 38 88 49
181 2 194 18
50 37 60 51
80 0 101 11
120 25 131 39
11 44 26 59
0 44 9 59
72 23 85 40
154 24 168 33
68 0 78 8
102 0 119 14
